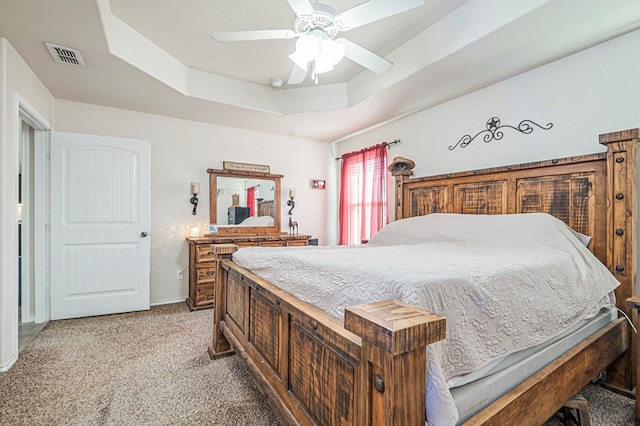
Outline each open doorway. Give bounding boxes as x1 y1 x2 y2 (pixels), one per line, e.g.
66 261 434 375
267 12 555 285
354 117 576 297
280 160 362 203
18 120 39 349
16 99 50 352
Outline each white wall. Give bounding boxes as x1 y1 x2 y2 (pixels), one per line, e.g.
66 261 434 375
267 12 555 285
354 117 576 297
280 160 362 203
335 29 640 226
0 38 55 371
53 100 331 305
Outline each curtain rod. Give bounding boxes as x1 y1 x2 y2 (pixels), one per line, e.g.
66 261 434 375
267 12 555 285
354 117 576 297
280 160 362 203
335 139 400 161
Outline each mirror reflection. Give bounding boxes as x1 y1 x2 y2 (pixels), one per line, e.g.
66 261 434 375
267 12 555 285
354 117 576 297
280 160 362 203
216 176 276 227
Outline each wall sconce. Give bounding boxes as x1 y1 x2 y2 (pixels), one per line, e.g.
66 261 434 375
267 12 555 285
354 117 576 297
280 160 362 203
287 188 296 214
287 188 298 235
190 182 199 215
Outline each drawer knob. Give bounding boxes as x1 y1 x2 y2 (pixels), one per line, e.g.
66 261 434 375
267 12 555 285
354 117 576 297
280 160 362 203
616 193 624 200
374 375 385 393
616 157 625 163
616 265 625 272
615 229 624 236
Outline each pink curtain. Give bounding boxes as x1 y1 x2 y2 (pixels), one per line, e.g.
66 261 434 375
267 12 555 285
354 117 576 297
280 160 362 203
339 143 388 245
246 187 256 216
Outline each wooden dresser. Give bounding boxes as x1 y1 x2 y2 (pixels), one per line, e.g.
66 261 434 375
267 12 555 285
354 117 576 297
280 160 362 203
186 233 310 310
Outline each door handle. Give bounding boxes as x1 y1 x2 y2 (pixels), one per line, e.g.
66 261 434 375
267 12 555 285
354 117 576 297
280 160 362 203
140 231 149 238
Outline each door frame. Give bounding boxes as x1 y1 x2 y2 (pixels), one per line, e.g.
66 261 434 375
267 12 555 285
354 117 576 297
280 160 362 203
15 94 50 325
1 94 49 373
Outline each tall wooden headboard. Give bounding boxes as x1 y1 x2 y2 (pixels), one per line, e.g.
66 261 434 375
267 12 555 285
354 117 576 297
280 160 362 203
394 151 610 259
391 129 639 387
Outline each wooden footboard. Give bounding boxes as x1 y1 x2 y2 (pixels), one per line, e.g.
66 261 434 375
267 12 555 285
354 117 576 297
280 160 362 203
208 247 445 426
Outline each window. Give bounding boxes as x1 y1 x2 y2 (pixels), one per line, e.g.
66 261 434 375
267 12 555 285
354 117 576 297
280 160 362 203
339 143 388 245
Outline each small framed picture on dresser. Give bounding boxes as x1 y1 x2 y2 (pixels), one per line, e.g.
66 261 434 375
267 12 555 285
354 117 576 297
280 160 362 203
209 224 218 234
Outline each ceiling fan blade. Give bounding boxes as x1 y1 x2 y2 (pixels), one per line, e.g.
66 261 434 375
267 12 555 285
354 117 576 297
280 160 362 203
212 29 296 42
336 38 393 74
286 0 314 17
336 0 424 31
288 64 309 85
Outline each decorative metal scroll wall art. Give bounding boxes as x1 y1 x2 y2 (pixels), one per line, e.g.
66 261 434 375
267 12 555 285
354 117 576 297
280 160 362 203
449 117 553 151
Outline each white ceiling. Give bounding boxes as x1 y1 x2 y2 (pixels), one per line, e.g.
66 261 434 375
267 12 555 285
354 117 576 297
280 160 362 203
1 0 640 142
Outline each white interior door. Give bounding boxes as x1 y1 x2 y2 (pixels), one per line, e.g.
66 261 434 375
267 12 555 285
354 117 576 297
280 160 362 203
50 131 151 320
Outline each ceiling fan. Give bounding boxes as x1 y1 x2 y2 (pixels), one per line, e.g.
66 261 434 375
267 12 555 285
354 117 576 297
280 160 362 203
212 0 425 85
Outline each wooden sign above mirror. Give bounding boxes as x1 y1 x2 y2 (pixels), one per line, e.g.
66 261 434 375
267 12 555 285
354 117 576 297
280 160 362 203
207 168 283 235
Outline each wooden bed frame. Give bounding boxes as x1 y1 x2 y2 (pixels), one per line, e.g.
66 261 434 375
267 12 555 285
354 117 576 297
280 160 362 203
208 129 639 425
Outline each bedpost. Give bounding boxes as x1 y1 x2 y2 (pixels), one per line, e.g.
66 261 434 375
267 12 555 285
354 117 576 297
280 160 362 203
207 244 238 359
388 157 415 221
600 129 639 390
344 300 445 425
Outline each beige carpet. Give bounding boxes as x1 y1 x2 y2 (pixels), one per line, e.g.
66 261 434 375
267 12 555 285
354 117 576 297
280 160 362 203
0 303 280 426
0 303 634 425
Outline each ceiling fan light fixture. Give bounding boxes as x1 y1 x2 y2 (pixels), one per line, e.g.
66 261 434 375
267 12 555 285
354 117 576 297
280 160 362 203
309 38 344 76
320 38 345 67
289 50 310 70
295 34 320 61
313 60 334 75
289 31 345 78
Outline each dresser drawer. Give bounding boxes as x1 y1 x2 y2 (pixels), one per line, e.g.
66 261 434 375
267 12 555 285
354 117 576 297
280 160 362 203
196 266 216 284
235 241 258 248
259 241 285 247
187 234 310 311
195 285 214 306
195 245 216 263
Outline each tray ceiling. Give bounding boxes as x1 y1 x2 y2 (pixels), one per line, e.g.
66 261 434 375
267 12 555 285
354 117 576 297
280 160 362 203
1 0 639 141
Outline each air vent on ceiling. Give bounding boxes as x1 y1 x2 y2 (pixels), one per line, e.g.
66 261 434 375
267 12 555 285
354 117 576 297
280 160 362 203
45 43 86 68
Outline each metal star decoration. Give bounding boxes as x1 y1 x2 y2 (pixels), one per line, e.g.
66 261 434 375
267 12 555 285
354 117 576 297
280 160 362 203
450 117 553 150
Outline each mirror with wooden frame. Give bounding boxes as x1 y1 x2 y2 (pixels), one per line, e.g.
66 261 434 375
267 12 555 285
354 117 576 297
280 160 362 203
207 168 283 235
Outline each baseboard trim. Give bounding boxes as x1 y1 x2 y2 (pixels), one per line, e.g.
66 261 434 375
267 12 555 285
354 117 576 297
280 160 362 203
1 353 18 373
150 298 185 307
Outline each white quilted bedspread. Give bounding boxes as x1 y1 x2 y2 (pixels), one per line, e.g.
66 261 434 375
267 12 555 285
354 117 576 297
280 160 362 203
232 213 619 425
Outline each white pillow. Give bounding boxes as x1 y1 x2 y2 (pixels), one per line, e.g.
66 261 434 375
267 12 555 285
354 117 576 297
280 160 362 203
571 230 592 247
238 216 274 226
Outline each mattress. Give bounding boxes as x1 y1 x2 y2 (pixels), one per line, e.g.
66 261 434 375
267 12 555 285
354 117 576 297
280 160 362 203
451 306 617 423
